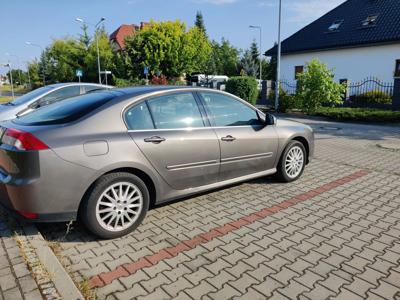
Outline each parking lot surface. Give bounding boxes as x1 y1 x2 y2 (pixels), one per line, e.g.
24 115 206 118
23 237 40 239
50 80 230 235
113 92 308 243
40 116 400 300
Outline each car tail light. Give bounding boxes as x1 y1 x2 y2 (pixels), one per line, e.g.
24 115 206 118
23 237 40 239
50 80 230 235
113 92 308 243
17 211 39 219
1 128 49 151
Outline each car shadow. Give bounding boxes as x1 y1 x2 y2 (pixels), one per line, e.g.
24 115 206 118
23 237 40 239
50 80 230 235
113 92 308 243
37 175 281 243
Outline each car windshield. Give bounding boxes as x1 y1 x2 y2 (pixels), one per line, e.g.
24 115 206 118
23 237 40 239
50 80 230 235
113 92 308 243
6 86 54 106
14 92 116 126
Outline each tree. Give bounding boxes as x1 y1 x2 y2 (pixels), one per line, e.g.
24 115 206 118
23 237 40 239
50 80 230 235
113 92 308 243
195 11 207 35
296 59 345 113
27 59 42 87
6 69 27 86
250 39 259 64
83 28 116 82
239 49 259 77
79 23 91 49
206 38 239 76
124 20 211 79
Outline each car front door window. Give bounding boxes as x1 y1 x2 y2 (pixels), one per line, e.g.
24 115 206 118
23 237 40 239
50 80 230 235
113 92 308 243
199 92 261 127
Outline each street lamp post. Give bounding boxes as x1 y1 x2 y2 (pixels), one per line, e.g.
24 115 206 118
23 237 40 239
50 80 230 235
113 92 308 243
24 61 32 87
25 42 46 86
2 63 14 99
249 25 263 84
75 17 106 84
5 53 23 86
275 0 283 112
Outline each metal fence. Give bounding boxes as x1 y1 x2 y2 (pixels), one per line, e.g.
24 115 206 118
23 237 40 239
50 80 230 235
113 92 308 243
261 77 395 109
344 77 394 108
280 80 297 95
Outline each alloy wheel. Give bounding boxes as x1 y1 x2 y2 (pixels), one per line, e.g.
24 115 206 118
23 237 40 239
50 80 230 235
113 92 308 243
95 182 143 232
284 145 304 179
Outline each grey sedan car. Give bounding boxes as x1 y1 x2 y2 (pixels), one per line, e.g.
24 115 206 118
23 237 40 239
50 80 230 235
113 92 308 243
0 82 112 121
0 86 314 238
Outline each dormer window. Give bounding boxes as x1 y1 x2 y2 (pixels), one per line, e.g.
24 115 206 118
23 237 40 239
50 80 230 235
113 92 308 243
328 20 343 32
362 14 378 27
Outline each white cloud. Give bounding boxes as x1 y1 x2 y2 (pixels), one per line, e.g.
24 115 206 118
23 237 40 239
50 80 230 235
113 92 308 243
192 0 239 5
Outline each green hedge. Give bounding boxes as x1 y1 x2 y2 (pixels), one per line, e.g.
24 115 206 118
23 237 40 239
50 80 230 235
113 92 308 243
314 107 400 122
350 90 392 105
225 76 258 105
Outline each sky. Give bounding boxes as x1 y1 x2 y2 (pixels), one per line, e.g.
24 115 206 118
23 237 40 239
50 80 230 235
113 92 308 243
0 0 346 74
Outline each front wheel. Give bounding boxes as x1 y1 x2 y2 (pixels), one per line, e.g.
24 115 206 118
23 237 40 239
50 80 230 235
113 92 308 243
81 172 149 239
275 141 306 182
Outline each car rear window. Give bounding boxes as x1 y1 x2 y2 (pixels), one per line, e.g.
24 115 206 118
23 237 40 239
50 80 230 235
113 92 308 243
14 92 116 126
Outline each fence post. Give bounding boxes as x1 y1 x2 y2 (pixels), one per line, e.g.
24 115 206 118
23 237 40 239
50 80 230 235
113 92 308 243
393 77 400 110
261 80 267 104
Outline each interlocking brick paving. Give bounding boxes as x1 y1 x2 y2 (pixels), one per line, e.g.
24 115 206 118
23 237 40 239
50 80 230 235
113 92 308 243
40 117 400 300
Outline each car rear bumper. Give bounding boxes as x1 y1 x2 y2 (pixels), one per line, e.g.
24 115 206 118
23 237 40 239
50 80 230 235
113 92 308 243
0 147 96 222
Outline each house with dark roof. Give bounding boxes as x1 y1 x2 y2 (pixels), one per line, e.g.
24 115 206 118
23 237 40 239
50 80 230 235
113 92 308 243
110 22 149 52
265 0 400 83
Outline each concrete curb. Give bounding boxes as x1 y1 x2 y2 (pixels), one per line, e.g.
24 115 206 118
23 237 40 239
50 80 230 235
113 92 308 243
22 224 84 300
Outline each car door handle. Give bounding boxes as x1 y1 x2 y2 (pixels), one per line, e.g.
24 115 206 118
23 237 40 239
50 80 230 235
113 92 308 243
144 136 166 144
221 135 236 142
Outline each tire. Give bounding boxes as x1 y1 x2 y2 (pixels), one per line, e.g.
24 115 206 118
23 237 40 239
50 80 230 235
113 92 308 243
81 172 149 239
275 140 306 182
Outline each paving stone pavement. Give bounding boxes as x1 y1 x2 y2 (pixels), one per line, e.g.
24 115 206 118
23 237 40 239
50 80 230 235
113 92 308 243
37 117 400 300
0 220 42 300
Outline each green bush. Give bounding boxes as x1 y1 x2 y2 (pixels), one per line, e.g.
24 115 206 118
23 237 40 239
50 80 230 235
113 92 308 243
113 77 146 87
225 76 258 105
296 59 345 113
313 107 400 122
351 90 392 105
269 88 300 112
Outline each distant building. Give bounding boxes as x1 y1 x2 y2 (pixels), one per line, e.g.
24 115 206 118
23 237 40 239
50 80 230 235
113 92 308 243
110 22 150 52
0 75 9 85
265 0 400 83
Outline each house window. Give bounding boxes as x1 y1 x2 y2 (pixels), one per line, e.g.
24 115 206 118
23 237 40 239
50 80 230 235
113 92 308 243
328 20 344 32
361 14 379 27
295 66 304 79
395 60 400 77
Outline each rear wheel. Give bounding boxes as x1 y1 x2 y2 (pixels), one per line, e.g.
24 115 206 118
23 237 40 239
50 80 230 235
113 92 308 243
81 172 149 239
275 141 306 182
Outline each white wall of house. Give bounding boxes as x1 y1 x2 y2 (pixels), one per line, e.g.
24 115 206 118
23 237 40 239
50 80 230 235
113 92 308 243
280 43 400 83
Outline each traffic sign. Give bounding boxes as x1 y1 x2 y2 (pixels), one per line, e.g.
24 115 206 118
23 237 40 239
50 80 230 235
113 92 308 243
144 67 149 75
76 69 83 77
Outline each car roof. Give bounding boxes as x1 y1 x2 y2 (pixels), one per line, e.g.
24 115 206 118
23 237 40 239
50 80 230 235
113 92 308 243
47 82 113 89
112 85 221 98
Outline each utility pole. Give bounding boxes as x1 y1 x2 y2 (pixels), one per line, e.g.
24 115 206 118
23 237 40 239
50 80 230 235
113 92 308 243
275 0 282 112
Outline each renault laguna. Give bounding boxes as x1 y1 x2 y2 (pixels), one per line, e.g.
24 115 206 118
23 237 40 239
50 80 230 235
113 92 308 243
0 87 314 238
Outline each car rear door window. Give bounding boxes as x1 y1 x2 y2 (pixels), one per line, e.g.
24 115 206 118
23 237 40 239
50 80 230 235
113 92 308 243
199 92 261 127
14 92 116 126
125 103 154 130
147 93 204 129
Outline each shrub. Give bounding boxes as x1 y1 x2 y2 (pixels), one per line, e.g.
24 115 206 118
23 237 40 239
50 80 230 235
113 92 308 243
225 76 258 105
296 59 345 113
313 107 400 122
151 75 168 85
350 90 392 105
113 77 146 87
269 88 300 112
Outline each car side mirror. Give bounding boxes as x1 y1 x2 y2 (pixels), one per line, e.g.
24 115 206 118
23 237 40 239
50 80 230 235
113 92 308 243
257 111 276 126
